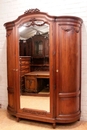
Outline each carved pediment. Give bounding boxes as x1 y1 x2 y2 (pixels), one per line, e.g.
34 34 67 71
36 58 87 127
24 8 40 14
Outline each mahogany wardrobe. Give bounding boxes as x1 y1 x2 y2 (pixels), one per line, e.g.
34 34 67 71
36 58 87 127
4 9 83 128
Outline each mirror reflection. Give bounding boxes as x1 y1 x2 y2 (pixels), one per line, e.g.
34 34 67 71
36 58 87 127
19 20 50 112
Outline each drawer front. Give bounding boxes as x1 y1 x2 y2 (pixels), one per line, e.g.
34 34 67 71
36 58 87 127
20 57 30 61
20 65 30 70
20 61 30 65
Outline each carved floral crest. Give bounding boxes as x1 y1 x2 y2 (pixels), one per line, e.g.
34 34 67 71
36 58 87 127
24 8 40 14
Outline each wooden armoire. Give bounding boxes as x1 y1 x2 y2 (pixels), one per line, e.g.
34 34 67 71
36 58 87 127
4 9 83 128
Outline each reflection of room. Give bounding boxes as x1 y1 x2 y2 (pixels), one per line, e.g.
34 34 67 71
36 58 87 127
19 23 49 96
20 95 50 111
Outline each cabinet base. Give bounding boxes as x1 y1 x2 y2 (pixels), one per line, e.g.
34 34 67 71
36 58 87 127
7 107 80 128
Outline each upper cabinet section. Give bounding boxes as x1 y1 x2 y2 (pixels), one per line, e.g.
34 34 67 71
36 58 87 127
4 9 83 46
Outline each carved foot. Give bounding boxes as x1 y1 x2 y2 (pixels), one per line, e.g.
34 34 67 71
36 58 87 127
17 117 20 122
53 123 56 129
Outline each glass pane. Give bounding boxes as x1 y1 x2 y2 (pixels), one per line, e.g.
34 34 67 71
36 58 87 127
34 41 43 55
19 20 50 112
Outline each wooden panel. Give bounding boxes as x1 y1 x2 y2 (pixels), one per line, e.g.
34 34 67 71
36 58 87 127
56 21 82 122
26 38 32 56
7 30 15 88
19 40 25 56
6 28 16 112
59 96 79 115
19 39 32 56
25 76 37 92
59 25 80 92
8 93 14 108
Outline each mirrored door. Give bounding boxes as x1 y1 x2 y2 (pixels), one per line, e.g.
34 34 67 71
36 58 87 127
18 19 50 112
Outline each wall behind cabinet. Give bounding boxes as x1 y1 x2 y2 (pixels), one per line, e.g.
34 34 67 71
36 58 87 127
0 0 87 121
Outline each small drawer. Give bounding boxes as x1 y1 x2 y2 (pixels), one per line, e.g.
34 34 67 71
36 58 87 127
20 61 30 65
20 65 30 70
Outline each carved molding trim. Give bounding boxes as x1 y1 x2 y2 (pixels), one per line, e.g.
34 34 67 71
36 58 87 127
61 27 80 33
59 90 80 98
6 31 12 37
22 18 46 28
23 108 47 116
24 8 40 14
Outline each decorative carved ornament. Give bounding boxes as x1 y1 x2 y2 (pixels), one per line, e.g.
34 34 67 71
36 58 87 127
23 108 47 116
22 18 46 28
24 8 40 14
6 30 13 37
61 26 80 33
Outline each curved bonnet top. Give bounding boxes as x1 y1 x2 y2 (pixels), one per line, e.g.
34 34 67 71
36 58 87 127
4 8 83 29
4 8 53 29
